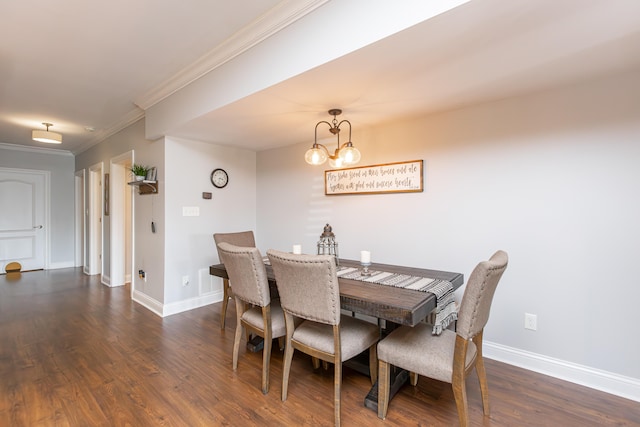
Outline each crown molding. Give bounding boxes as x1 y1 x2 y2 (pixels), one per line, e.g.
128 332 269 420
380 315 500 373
0 142 73 156
134 0 329 110
72 108 145 155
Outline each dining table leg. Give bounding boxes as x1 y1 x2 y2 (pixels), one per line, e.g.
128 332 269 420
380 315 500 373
362 319 410 412
364 366 409 412
246 335 264 352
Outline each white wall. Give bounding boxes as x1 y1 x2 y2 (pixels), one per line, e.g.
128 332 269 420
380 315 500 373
75 121 257 315
0 145 75 268
163 137 256 308
76 119 166 304
131 138 165 304
257 71 640 390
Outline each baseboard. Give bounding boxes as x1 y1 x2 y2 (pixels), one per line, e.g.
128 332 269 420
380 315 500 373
131 289 224 318
101 275 126 287
132 290 163 317
47 261 76 270
484 341 640 403
162 291 224 317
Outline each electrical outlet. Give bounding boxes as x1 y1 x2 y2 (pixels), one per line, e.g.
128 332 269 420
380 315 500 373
182 275 189 286
524 313 537 331
138 269 147 282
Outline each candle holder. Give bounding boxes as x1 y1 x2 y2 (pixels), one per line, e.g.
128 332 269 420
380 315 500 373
360 262 372 276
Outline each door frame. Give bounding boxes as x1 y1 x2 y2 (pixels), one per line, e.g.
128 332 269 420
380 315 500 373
74 169 85 269
88 162 103 276
109 151 133 287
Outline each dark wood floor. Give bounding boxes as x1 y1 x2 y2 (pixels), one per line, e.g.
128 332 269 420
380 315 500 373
1 268 638 426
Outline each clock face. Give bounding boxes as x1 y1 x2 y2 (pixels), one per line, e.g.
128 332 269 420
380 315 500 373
211 168 229 188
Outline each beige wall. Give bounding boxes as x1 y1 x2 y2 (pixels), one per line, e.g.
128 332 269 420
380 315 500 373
162 136 256 308
68 68 639 398
76 122 258 315
256 71 640 387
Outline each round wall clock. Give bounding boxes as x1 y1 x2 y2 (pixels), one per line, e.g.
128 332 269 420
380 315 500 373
210 168 229 188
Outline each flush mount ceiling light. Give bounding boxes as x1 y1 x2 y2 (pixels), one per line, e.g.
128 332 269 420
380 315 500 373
32 122 62 144
305 109 361 168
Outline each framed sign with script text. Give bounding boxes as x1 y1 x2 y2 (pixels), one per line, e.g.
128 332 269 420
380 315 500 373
324 160 423 195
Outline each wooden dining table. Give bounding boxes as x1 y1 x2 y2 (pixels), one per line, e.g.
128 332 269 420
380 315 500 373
209 257 464 411
210 258 464 327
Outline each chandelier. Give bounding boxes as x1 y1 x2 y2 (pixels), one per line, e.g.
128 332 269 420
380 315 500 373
304 109 361 168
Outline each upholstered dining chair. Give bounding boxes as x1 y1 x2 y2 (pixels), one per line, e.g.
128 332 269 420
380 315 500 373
216 242 285 395
377 250 508 427
213 231 256 329
267 249 379 427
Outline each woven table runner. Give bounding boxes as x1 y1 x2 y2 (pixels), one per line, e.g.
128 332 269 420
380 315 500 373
337 266 457 335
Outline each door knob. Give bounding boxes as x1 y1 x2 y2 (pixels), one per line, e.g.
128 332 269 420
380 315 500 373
33 225 43 229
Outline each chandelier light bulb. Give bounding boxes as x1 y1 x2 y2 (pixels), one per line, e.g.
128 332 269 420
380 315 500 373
329 156 344 168
305 109 360 168
305 146 327 165
339 145 361 165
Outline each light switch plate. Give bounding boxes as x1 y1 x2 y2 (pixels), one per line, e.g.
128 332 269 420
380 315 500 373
182 206 200 216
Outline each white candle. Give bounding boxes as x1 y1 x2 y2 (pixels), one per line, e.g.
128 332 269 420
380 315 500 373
292 244 302 255
360 250 371 264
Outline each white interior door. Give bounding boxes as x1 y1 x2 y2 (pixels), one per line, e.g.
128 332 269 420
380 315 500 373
0 168 46 272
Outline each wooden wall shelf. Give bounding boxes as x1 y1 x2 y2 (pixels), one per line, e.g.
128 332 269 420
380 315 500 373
128 180 158 195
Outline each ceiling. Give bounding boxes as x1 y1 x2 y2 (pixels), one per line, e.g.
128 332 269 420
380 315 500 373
2 0 640 155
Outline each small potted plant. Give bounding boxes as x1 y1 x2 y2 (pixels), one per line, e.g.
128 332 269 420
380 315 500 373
130 164 149 181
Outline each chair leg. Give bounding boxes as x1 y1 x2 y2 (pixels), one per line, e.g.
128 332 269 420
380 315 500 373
410 372 418 386
368 344 377 384
452 377 469 427
312 357 320 369
473 332 490 415
334 357 342 427
475 357 490 415
332 324 342 427
452 335 470 427
221 278 230 329
282 342 294 401
261 306 272 395
377 360 390 419
282 313 295 402
232 299 244 371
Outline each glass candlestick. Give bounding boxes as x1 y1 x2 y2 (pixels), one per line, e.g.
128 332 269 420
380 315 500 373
360 262 372 276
